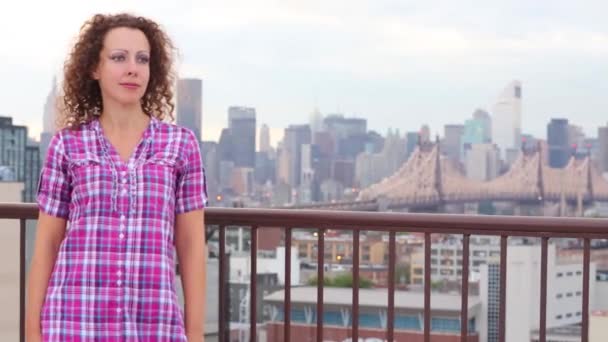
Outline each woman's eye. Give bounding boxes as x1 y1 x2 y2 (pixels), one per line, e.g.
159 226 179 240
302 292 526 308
111 55 125 62
137 56 150 64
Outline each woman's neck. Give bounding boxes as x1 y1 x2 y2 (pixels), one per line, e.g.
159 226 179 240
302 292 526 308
99 102 149 134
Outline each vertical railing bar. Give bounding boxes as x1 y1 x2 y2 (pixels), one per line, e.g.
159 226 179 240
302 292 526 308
284 227 292 342
582 238 591 342
20 219 26 342
218 225 227 342
250 226 258 342
460 234 470 342
539 237 549 342
499 235 508 342
424 232 431 342
387 230 396 342
317 227 325 342
352 229 360 342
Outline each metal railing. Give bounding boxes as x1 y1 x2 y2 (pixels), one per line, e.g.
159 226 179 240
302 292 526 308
3 203 607 342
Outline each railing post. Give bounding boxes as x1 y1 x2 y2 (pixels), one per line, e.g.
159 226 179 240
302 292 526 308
424 232 431 342
284 227 292 342
582 238 591 342
250 226 258 342
20 219 26 342
499 236 508 342
352 229 360 341
460 234 470 342
317 228 325 342
218 225 227 342
387 230 396 342
539 237 549 342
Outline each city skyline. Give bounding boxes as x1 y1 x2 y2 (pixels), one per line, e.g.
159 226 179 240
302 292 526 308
2 1 608 145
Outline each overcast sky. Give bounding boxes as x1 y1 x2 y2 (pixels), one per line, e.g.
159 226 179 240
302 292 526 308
1 0 607 146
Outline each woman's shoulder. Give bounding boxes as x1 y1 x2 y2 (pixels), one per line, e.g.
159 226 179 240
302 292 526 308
48 121 96 152
154 119 199 147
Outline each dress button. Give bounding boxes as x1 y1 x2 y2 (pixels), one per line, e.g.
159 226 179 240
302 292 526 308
117 308 122 314
117 280 122 286
121 189 128 195
122 178 127 184
117 271 122 277
120 215 126 221
119 233 125 239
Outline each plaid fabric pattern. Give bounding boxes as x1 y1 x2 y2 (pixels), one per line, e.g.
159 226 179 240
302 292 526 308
37 116 207 341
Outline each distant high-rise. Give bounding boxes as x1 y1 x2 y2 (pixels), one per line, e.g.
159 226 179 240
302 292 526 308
40 77 62 161
405 131 419 159
492 81 522 159
463 110 492 158
473 109 492 143
309 108 324 139
42 77 59 134
259 124 271 153
465 144 500 181
323 114 366 141
283 125 311 187
547 119 570 168
0 117 39 202
177 78 202 141
228 106 256 168
419 125 431 143
599 124 608 173
443 124 464 162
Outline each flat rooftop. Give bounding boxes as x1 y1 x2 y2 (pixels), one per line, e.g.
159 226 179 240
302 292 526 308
264 286 481 312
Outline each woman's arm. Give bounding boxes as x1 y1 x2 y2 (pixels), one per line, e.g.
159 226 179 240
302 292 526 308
175 208 206 341
25 211 67 340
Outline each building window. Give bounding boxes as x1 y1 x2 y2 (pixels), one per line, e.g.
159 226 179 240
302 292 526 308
566 272 573 276
576 271 582 276
556 293 563 299
576 291 582 296
557 272 563 277
566 292 573 297
556 315 562 320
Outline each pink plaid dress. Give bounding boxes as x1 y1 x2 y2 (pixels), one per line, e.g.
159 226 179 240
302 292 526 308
37 116 207 341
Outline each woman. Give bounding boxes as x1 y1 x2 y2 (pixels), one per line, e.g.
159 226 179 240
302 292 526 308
26 13 207 342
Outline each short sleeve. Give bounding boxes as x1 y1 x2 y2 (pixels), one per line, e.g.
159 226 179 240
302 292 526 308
37 132 71 219
175 130 208 214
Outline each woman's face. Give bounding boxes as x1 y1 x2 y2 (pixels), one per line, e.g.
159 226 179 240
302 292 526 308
93 27 151 109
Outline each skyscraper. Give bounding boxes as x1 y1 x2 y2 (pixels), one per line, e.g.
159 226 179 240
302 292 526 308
405 131 419 159
443 124 464 162
283 125 311 187
473 109 492 143
492 81 522 159
40 77 61 161
465 144 500 181
43 77 59 134
419 125 431 143
228 106 256 168
547 118 570 168
309 107 324 140
598 124 608 173
177 78 202 141
0 116 39 202
259 124 271 153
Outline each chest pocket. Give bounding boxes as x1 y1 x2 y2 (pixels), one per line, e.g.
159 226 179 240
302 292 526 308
69 153 110 210
142 154 178 213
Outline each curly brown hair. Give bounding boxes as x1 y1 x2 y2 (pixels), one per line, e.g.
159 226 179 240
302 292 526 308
60 13 176 128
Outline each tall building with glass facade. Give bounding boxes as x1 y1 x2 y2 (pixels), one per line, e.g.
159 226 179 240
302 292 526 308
177 78 203 141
